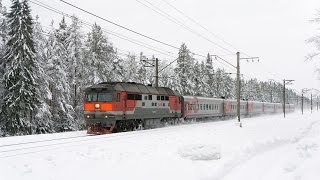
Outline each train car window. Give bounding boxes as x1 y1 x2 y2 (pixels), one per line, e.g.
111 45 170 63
157 96 160 100
152 102 154 106
116 93 120 102
142 102 145 106
200 104 202 110
144 96 148 100
136 94 142 100
127 94 135 100
155 103 157 106
148 95 152 100
161 96 165 100
197 104 199 110
85 93 98 102
206 104 208 110
165 96 169 101
98 93 113 102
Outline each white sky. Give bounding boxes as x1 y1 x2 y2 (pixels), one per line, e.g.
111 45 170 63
3 0 320 93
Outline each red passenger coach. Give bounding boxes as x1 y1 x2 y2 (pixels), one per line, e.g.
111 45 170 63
84 82 182 134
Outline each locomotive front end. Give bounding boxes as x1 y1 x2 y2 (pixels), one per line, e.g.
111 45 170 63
84 86 118 134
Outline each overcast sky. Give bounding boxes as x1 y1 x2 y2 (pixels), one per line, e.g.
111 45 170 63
3 0 320 93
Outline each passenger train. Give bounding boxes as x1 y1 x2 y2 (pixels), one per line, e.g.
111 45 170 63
84 82 295 134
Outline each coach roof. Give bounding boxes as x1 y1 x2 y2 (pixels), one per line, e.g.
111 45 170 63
85 82 180 96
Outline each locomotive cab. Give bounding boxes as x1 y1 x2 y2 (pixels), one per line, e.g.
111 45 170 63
84 86 122 134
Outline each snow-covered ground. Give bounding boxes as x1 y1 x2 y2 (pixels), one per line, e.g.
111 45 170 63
1 112 320 180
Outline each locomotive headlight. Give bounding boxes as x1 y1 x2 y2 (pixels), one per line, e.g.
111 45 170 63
86 115 90 118
105 115 108 118
95 103 100 109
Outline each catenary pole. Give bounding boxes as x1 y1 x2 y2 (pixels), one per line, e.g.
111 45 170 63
236 52 241 127
155 58 159 87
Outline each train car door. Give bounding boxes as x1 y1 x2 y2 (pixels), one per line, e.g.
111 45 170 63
180 96 184 118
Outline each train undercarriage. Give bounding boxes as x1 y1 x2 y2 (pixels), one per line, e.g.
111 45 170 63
87 117 182 134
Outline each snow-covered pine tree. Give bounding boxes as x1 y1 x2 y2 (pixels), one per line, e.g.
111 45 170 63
204 53 215 97
136 52 147 84
32 16 53 134
83 23 117 85
221 69 234 99
66 16 83 109
0 0 40 136
0 0 7 58
0 0 7 136
46 22 76 132
199 61 207 96
214 68 224 98
65 16 85 129
192 61 203 96
175 43 195 95
122 53 139 82
158 60 176 89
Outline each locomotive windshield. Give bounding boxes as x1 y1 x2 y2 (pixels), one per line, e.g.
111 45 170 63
85 92 113 102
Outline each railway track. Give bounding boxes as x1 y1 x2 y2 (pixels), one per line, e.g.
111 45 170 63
0 116 261 159
0 124 189 158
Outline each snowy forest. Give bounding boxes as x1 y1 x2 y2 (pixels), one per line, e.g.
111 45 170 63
0 0 303 136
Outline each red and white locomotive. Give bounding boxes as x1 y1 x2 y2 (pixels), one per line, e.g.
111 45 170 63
84 82 182 134
84 82 295 134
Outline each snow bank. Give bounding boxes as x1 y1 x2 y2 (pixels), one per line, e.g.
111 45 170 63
178 144 221 160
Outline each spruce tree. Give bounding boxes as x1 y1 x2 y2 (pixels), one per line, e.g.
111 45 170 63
46 24 76 132
0 0 40 136
193 61 203 96
204 53 215 97
0 0 7 135
33 16 53 133
175 43 195 95
83 23 118 85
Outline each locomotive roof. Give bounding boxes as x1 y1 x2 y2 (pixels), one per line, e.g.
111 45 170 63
85 82 180 96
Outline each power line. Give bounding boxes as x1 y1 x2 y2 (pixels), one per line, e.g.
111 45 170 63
135 1 242 72
30 0 177 58
56 0 212 61
161 0 251 55
136 0 235 54
58 0 180 50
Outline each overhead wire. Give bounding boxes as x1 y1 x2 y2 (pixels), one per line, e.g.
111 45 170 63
136 0 235 54
55 0 242 72
135 0 262 76
56 0 216 60
58 0 180 50
30 0 177 58
161 0 252 58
